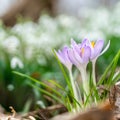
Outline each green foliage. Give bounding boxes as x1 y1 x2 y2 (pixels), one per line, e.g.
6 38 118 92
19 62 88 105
13 49 120 112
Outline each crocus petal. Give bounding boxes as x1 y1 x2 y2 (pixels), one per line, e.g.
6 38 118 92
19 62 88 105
55 47 72 71
82 46 91 63
71 39 80 54
55 50 66 65
81 38 89 47
71 39 84 63
99 40 110 56
73 47 83 63
92 40 104 59
68 48 79 67
62 46 71 63
82 38 88 44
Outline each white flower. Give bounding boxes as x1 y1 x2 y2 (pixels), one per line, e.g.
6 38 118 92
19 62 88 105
2 36 20 54
11 57 24 69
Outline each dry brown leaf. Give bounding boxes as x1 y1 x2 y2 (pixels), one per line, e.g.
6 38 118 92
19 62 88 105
109 85 120 114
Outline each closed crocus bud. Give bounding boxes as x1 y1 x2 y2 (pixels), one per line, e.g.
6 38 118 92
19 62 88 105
55 46 72 71
55 46 80 108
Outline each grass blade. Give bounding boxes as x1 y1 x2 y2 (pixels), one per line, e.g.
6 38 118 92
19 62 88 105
29 83 63 104
13 71 63 97
98 50 120 85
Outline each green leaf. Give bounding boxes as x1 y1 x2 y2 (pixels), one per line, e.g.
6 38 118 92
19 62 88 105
98 50 120 85
13 71 63 97
107 50 120 86
48 80 66 91
111 71 120 85
29 83 63 104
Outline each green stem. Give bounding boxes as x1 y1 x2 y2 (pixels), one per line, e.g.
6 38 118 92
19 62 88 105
92 60 96 86
92 59 97 104
69 69 80 110
79 66 89 102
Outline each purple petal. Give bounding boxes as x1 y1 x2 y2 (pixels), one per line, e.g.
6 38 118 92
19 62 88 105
72 47 83 63
67 48 79 66
56 50 66 65
82 46 91 63
81 38 89 47
71 39 84 63
55 47 72 71
93 40 104 58
81 38 88 44
62 46 71 62
71 39 80 54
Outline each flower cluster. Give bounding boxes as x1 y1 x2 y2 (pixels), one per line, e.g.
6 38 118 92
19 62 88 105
55 38 110 106
56 38 110 71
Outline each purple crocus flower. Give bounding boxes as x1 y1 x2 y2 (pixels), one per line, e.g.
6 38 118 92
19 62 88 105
55 46 72 71
55 46 81 105
68 39 91 69
85 39 110 61
67 39 91 98
84 38 110 86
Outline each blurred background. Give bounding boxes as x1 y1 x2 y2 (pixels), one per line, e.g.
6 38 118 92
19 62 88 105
0 0 119 112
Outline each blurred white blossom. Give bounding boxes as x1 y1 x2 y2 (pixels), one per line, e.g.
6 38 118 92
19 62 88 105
11 57 24 69
1 36 20 54
0 2 120 66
